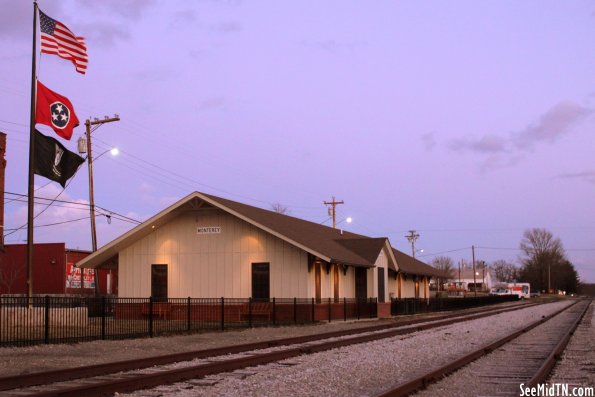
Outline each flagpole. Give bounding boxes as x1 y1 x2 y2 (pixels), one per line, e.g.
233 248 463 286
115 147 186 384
27 1 39 301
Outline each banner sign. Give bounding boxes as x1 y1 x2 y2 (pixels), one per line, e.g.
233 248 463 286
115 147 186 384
65 262 95 289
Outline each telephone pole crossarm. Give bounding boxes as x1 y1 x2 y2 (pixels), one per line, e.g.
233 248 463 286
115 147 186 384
324 196 344 229
405 230 420 258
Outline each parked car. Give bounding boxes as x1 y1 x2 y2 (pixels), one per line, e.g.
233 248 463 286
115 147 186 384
489 288 511 296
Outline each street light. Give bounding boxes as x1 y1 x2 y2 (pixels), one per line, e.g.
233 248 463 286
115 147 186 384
77 116 120 295
335 217 353 234
99 147 119 158
337 216 353 225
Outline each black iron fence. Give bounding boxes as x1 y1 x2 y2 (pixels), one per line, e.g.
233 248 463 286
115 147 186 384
390 295 519 316
0 296 377 347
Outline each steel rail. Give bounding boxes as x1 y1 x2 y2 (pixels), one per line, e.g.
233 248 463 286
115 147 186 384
374 299 591 397
0 300 533 391
1 304 534 396
526 299 592 387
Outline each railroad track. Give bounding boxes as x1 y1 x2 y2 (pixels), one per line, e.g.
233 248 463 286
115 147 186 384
0 301 538 397
376 298 592 397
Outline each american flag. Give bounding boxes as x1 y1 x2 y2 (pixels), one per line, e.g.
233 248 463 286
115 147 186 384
39 9 88 74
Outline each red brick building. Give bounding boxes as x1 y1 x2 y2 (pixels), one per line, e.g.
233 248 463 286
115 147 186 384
0 243 115 295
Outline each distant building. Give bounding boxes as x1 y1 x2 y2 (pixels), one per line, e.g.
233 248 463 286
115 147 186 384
448 266 495 292
0 243 115 295
77 192 444 313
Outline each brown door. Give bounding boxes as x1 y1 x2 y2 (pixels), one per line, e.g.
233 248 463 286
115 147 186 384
377 267 385 303
151 264 167 301
251 263 270 301
333 265 340 302
315 262 321 303
355 267 367 300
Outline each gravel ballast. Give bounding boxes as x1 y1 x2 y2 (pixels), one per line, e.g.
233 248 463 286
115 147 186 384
113 300 575 397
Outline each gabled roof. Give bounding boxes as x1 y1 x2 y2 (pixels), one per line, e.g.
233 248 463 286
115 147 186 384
450 267 491 281
391 248 445 278
77 191 397 270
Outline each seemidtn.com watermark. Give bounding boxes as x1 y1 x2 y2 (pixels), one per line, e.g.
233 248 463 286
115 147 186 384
520 383 594 397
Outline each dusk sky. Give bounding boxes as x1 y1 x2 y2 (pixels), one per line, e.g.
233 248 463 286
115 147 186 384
1 1 594 283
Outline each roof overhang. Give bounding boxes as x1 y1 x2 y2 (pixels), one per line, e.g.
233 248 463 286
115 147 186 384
77 192 335 269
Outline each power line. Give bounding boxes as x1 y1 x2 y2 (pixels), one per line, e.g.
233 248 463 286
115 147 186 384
3 192 141 238
417 247 471 258
2 112 324 213
477 246 595 252
5 192 142 225
4 216 91 231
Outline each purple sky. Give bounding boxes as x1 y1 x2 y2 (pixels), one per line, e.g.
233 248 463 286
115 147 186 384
1 1 594 283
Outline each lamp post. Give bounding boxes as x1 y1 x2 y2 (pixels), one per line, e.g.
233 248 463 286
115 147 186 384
77 141 118 295
77 115 120 295
472 245 477 297
480 261 486 292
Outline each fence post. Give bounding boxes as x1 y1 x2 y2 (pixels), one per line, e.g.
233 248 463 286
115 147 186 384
372 298 377 318
148 297 154 338
272 298 276 325
187 297 191 331
44 296 50 344
101 296 106 340
294 297 297 324
328 298 331 323
220 297 225 331
344 297 347 322
248 297 253 328
311 297 315 323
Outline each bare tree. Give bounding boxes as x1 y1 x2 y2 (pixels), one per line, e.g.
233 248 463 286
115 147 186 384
519 228 578 293
520 228 564 259
491 259 519 283
0 256 25 294
270 202 290 215
430 256 454 291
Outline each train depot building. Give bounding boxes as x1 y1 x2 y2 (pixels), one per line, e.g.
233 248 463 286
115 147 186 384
77 192 444 317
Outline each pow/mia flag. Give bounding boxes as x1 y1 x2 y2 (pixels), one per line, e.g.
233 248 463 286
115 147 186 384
36 80 79 140
34 129 84 188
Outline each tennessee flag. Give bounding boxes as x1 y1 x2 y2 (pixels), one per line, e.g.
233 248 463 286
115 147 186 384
36 80 79 140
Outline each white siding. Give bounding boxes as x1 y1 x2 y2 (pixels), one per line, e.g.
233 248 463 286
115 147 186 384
371 249 389 301
342 266 355 298
118 209 309 298
401 278 416 298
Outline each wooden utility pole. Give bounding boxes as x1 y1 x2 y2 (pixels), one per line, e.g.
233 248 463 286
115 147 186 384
472 245 477 297
84 115 120 295
405 230 420 259
324 196 344 229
